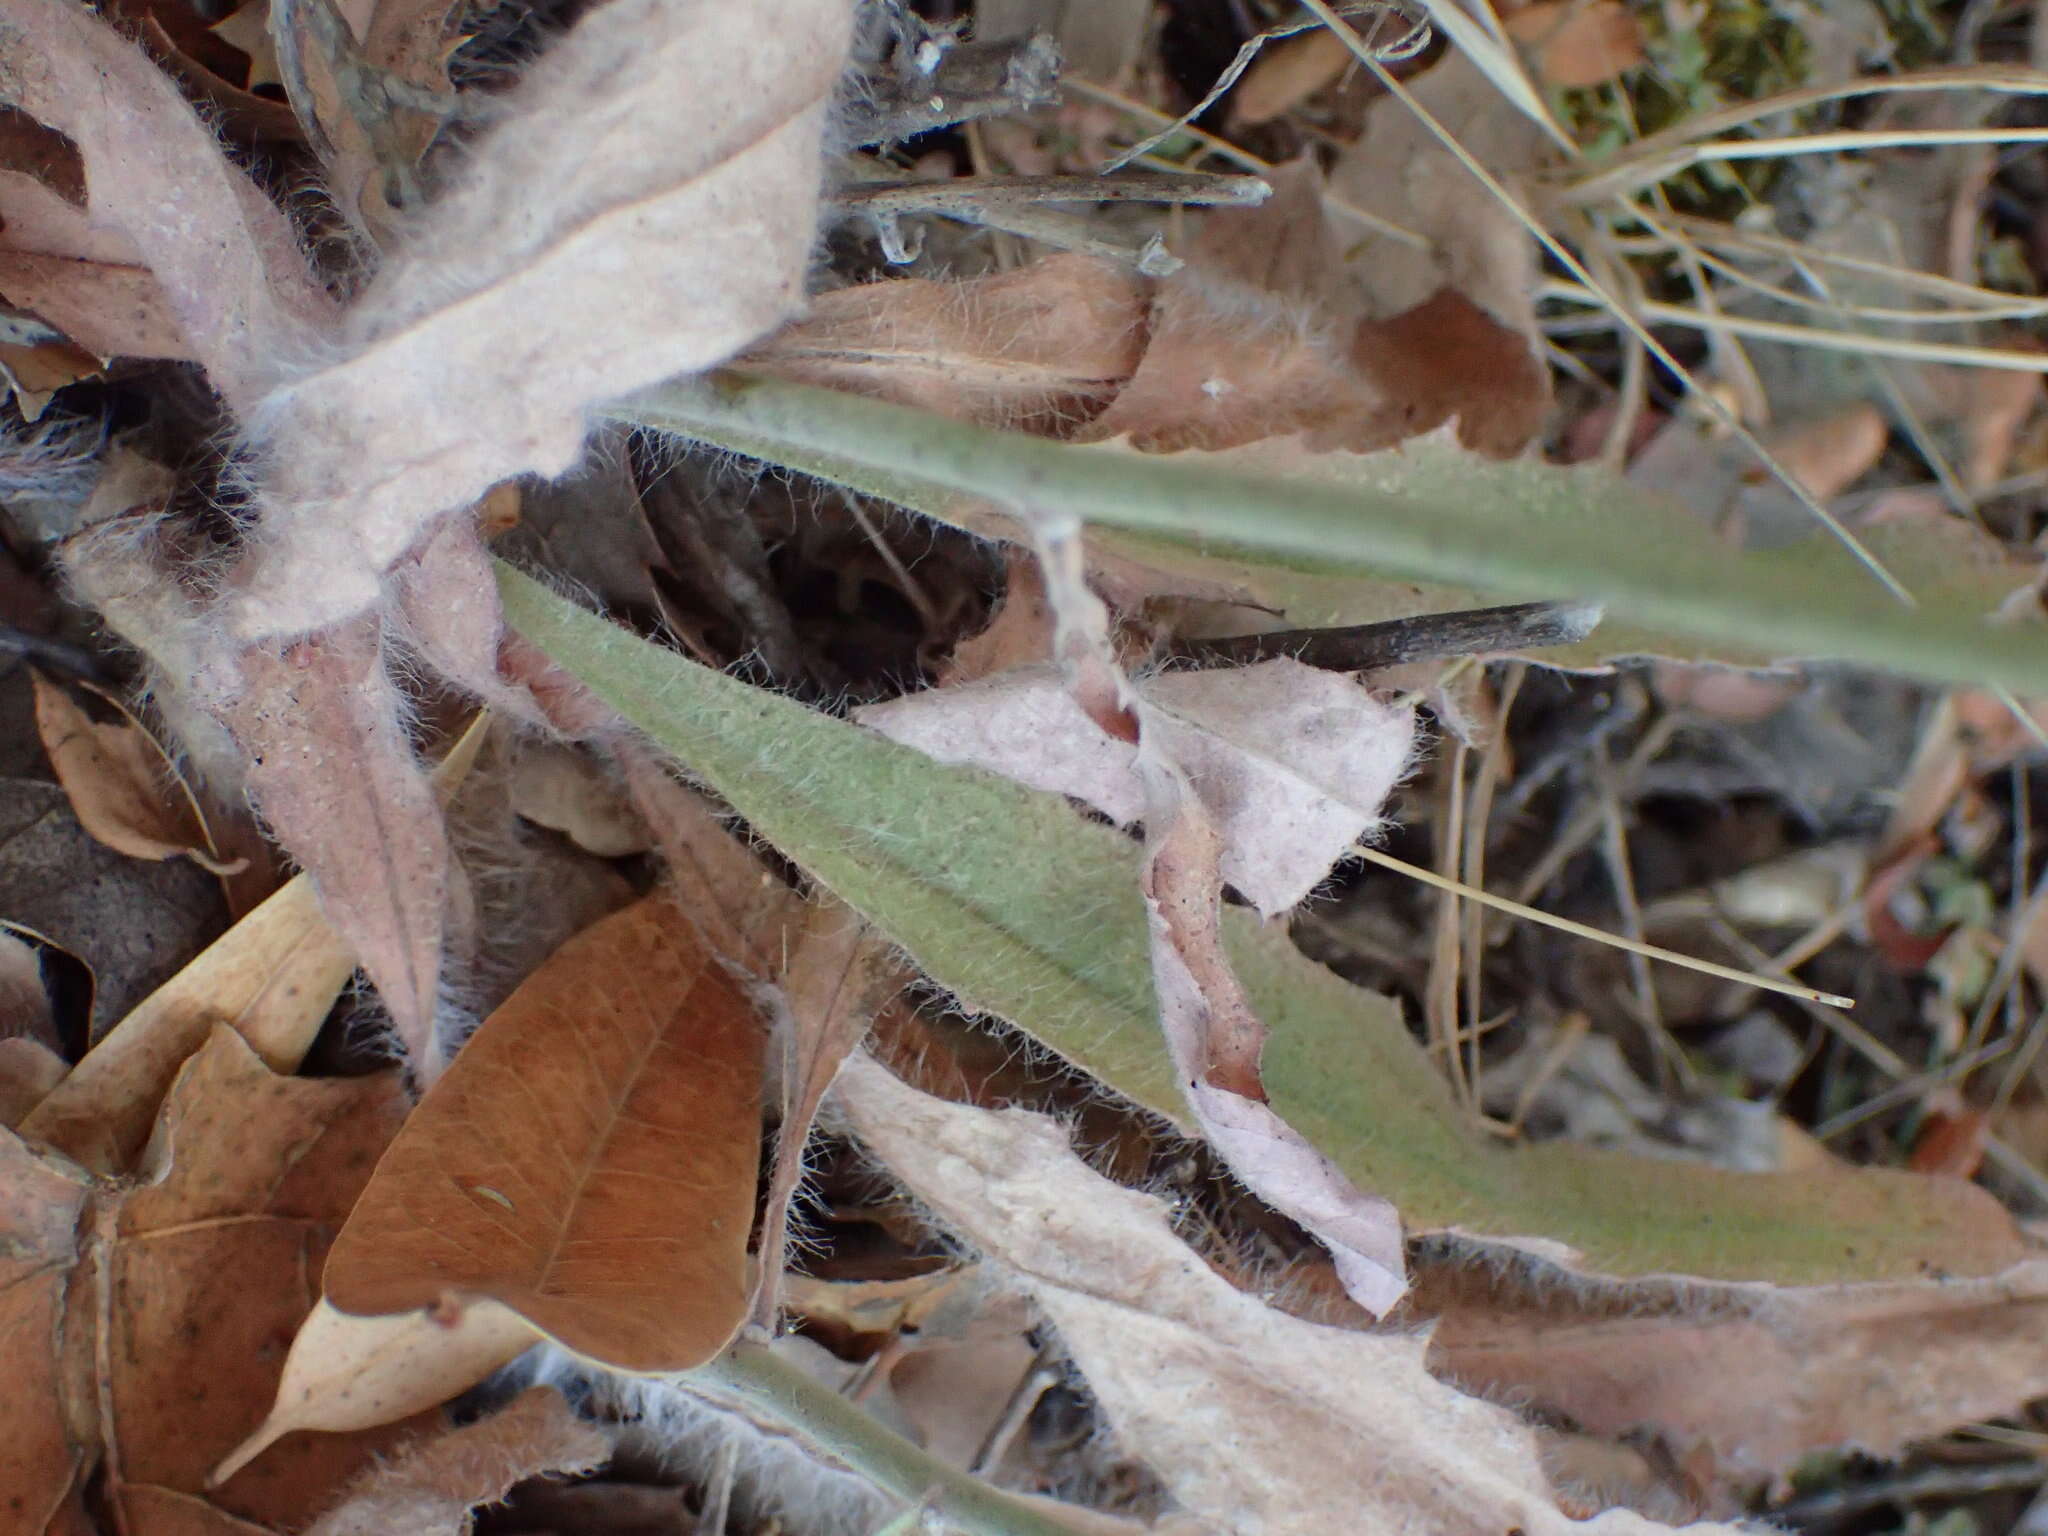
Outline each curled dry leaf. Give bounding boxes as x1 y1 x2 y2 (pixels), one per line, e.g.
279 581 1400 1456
1141 767 1408 1315
834 1054 1737 1535
230 0 853 639
216 1298 542 1485
322 894 764 1373
859 657 1413 917
31 671 230 871
303 1386 608 1536
0 1026 421 1534
741 252 1148 432
19 710 489 1175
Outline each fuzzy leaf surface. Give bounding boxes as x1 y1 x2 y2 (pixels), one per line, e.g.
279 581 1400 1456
231 0 851 638
619 376 2047 689
502 567 2037 1287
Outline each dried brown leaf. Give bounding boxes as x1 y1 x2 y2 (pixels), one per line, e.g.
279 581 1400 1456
1231 27 1352 126
0 249 190 360
741 253 1148 432
323 895 764 1372
0 0 331 409
1423 1252 2048 1495
230 0 852 639
19 712 489 1173
304 1387 607 1536
0 1036 64 1125
757 902 901 1326
32 671 226 869
858 656 1413 917
0 1026 422 1533
1330 49 1552 402
217 1299 542 1485
1505 0 1644 88
835 1054 1734 1534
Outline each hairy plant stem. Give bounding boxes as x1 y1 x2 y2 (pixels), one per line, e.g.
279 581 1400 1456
606 373 2048 695
688 1342 1092 1536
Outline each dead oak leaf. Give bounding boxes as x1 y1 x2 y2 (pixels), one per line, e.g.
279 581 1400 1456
322 894 765 1373
0 1026 420 1534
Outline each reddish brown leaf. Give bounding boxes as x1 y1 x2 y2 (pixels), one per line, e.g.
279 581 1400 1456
1910 1104 1989 1178
323 895 765 1372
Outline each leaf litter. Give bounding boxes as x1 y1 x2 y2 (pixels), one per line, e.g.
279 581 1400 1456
2 0 2048 1530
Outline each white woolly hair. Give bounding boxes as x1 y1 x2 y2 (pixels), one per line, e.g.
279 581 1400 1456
519 1345 892 1536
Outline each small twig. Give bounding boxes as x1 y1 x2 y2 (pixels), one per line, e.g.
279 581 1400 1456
835 166 1268 275
1766 1458 2048 1529
1164 600 1601 672
837 171 1273 216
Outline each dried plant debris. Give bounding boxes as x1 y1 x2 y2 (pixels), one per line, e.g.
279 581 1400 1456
5 0 2048 1531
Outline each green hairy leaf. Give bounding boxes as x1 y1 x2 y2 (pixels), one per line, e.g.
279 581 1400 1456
611 374 2048 690
502 566 2031 1287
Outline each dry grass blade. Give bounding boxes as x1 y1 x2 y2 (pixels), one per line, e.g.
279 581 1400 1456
322 895 764 1373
